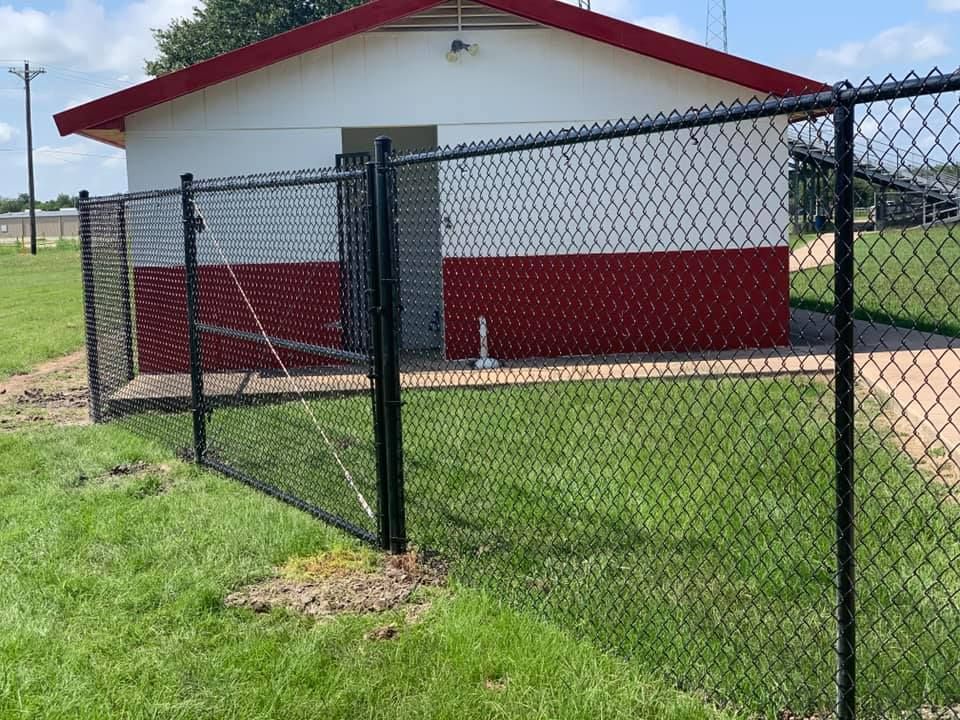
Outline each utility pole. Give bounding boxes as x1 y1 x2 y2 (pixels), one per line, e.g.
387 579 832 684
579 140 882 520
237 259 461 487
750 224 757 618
8 61 45 255
706 0 728 52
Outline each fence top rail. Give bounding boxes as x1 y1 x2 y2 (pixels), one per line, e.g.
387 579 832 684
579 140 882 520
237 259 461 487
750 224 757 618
81 168 366 207
389 70 960 167
191 166 366 194
76 69 960 195
81 187 181 206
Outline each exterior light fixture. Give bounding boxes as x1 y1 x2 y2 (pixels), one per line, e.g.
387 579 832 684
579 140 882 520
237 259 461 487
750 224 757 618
446 39 480 62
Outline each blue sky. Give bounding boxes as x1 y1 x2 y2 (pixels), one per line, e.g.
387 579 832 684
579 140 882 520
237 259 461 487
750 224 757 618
0 0 958 198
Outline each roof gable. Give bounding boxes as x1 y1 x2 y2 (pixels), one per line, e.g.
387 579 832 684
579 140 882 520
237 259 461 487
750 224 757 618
54 0 824 147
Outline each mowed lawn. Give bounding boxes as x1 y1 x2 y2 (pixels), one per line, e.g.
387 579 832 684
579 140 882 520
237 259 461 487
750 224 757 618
0 242 84 378
0 423 738 720
791 225 960 336
4 232 958 718
121 374 960 717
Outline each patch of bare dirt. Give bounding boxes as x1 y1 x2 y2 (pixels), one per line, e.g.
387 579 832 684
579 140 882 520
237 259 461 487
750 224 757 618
365 624 400 641
69 461 175 495
0 350 89 431
483 675 509 693
777 710 832 720
907 705 960 720
225 550 446 624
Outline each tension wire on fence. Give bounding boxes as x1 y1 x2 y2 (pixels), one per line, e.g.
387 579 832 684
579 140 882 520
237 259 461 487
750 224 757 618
200 217 376 523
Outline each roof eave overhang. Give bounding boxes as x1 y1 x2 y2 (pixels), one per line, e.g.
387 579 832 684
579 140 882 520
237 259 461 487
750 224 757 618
54 0 827 148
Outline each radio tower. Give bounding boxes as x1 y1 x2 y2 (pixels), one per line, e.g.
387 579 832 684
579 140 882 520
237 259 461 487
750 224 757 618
705 0 728 52
578 1 591 8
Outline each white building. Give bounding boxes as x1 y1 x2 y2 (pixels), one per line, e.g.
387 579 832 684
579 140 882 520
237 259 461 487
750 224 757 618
55 0 822 367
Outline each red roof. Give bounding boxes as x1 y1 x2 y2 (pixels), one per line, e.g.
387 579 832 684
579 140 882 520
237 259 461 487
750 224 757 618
54 0 825 147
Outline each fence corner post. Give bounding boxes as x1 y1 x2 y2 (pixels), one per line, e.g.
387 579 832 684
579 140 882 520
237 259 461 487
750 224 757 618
78 189 103 423
832 83 857 720
180 172 207 464
373 136 407 554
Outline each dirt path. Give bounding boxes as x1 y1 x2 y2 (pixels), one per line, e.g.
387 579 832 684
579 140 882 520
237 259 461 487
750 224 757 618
794 309 960 480
0 350 89 432
790 233 837 272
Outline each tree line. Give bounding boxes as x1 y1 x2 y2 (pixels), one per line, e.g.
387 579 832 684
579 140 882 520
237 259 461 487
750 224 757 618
0 194 77 214
147 0 367 75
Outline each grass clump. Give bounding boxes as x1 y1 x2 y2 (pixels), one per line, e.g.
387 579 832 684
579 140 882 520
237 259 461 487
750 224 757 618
0 422 735 720
280 548 378 580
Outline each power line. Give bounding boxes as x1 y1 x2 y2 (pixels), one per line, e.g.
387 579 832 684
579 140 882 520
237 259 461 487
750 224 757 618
44 65 128 91
0 147 122 159
8 61 44 254
45 70 124 91
0 59 127 91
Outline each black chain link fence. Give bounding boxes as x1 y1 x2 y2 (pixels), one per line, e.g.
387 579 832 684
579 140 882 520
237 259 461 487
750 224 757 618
79 71 960 719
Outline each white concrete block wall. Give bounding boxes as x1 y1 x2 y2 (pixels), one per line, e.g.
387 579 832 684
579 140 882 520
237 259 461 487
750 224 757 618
122 21 790 268
435 118 790 258
125 25 772 190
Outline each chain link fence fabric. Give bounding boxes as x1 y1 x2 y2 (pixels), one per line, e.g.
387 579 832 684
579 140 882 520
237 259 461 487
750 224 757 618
78 71 960 719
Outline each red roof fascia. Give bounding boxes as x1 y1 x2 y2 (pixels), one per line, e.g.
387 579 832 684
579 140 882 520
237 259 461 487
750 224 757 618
54 0 825 145
54 0 443 139
483 0 825 97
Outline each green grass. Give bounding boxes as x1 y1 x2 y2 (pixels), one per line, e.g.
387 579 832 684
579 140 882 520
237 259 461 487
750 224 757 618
4 230 958 717
0 423 734 720
0 242 83 378
791 225 960 336
119 375 960 717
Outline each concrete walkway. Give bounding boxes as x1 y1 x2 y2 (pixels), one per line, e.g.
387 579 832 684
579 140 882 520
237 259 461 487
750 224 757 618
111 347 832 412
790 233 960 470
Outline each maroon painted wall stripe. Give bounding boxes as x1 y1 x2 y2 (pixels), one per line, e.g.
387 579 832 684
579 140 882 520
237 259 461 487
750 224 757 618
441 246 790 360
132 246 788 373
134 262 342 373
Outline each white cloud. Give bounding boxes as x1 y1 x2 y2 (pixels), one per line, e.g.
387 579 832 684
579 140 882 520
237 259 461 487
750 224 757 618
0 122 17 144
579 0 635 17
32 146 85 167
100 153 126 169
0 0 195 79
635 14 694 41
560 0 695 41
815 25 951 71
928 0 960 11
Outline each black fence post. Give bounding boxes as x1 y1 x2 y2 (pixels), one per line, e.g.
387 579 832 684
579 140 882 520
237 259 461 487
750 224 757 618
78 190 103 423
374 136 407 555
833 87 857 720
117 199 135 381
367 160 392 551
180 172 207 464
